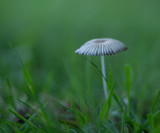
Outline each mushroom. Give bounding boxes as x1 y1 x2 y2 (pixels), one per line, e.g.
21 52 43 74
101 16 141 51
75 38 127 100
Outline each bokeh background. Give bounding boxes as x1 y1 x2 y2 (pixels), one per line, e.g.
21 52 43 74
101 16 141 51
0 0 160 129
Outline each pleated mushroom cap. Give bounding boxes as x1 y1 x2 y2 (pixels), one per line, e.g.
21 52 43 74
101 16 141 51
75 38 127 56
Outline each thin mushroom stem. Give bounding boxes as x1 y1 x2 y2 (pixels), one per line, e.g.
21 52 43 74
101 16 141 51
101 56 108 100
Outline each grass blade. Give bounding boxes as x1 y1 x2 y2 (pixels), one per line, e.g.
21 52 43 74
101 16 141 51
151 90 160 112
9 43 37 99
23 68 37 99
17 99 35 111
121 112 126 133
153 110 160 118
6 78 16 108
8 108 46 132
126 116 149 132
147 113 154 130
99 86 114 120
125 65 131 115
8 108 35 127
20 102 48 131
143 110 160 128
7 121 21 133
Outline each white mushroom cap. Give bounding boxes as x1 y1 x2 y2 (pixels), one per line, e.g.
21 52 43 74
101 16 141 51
75 38 127 56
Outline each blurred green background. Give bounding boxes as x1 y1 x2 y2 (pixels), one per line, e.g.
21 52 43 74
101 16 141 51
0 0 160 129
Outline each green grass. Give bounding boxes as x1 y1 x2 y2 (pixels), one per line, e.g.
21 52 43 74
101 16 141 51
1 0 160 132
1 56 160 133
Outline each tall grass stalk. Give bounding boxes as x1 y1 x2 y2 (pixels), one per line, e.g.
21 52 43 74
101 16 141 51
125 65 131 115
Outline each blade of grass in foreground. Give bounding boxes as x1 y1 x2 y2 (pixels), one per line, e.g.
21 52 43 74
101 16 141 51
121 112 126 133
52 98 86 126
147 113 154 130
153 110 160 118
9 43 37 99
99 86 114 120
125 65 131 116
143 110 160 128
83 57 123 110
126 116 149 132
142 90 160 131
151 90 160 113
23 69 36 97
6 78 16 108
52 97 73 112
7 121 21 133
17 99 35 111
17 100 48 130
8 108 34 127
8 108 46 132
